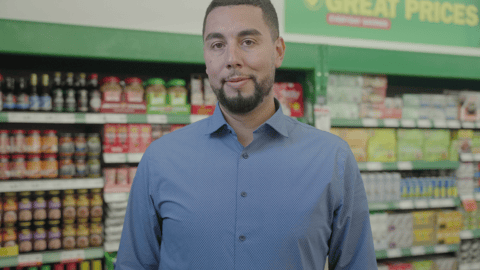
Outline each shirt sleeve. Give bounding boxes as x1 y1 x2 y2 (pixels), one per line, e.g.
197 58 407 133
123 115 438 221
116 150 162 270
328 146 378 270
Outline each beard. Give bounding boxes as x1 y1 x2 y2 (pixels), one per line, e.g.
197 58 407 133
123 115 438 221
212 71 275 115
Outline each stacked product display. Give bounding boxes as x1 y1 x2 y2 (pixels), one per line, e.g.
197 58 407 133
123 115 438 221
330 128 456 163
377 257 457 270
459 239 480 265
103 166 137 193
0 189 103 253
0 258 103 270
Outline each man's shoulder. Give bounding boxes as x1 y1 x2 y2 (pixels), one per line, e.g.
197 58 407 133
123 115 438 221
148 116 210 149
287 118 348 148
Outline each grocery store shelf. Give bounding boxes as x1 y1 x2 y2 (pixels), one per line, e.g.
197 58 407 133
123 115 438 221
103 153 143 163
0 112 207 124
104 192 129 203
104 242 120 253
460 263 480 270
0 178 104 193
369 198 460 211
331 118 469 129
460 229 480 240
375 244 459 259
460 153 480 162
357 161 459 171
0 248 104 268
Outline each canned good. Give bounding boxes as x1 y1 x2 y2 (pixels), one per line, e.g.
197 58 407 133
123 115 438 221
33 220 47 252
3 224 17 247
62 219 76 249
87 158 101 178
42 153 58 179
3 192 18 225
87 133 101 157
89 220 103 247
76 221 89 248
10 130 25 153
0 154 9 180
59 133 74 156
33 191 47 221
75 158 87 178
59 156 75 179
62 190 76 221
10 154 26 179
77 189 90 219
42 130 58 153
18 191 33 222
90 189 103 219
47 220 61 250
47 191 62 221
26 154 42 179
18 221 33 253
26 130 41 154
75 133 87 154
0 130 9 154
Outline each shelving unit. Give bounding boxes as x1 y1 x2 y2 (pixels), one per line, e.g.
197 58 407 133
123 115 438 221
369 198 460 211
375 244 459 260
331 118 466 129
357 161 459 171
460 229 480 240
0 248 104 268
460 263 480 270
0 178 104 192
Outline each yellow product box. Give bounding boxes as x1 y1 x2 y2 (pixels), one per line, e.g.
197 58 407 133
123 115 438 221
413 228 436 246
412 211 436 229
332 128 370 162
410 260 435 270
452 129 473 140
437 211 462 230
329 128 344 138
367 129 396 162
0 245 19 257
436 229 460 244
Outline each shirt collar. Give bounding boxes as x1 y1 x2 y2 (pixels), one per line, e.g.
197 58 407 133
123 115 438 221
204 98 289 138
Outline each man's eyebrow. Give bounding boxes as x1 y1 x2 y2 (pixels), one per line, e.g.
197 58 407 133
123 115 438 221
204 29 262 42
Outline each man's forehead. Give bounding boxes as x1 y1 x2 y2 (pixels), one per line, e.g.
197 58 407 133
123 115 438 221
204 5 267 36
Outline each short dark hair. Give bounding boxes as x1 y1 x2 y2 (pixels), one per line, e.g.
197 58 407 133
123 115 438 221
203 0 280 42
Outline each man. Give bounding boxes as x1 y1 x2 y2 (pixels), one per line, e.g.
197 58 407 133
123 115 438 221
116 0 377 269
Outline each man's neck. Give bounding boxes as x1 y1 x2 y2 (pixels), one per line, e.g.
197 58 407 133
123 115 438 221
219 94 276 147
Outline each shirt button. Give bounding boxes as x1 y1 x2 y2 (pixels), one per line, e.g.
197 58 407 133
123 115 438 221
239 235 246 241
242 153 249 159
241 191 247 197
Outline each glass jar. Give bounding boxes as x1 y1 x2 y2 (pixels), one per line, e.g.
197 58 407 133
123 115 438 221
0 130 10 154
74 133 87 154
47 190 62 221
58 133 74 157
10 130 25 154
76 189 90 219
18 191 32 222
33 191 47 221
10 154 26 179
100 76 122 103
89 219 103 247
47 220 61 250
2 223 17 247
90 189 103 219
144 78 167 106
76 220 89 248
59 156 75 179
87 157 101 178
26 154 42 179
62 219 76 250
124 77 144 103
3 192 18 225
18 221 33 253
33 220 47 252
42 153 58 179
0 154 9 180
42 130 58 154
166 79 188 106
75 157 87 178
87 133 101 157
26 130 41 154
62 189 76 221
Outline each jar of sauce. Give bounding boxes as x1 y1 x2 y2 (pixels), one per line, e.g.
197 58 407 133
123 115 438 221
26 130 41 154
42 130 58 154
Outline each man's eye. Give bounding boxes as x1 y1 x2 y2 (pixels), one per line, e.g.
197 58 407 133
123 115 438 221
243 40 255 46
212 43 224 49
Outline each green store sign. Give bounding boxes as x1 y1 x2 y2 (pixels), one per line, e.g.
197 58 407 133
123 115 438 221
285 0 480 48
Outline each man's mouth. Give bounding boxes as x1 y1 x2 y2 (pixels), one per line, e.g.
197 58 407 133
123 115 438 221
225 77 251 89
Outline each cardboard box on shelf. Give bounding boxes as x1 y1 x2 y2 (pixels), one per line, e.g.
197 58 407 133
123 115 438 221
436 211 463 230
436 229 460 244
402 107 420 119
412 211 436 229
423 130 450 162
359 103 385 119
103 124 128 153
272 82 304 118
330 103 359 119
367 129 396 162
384 97 402 119
452 130 472 154
403 94 421 108
397 129 424 161
459 91 480 121
413 228 436 246
127 124 151 153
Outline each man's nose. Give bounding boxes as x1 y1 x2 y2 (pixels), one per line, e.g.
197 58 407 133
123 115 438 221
225 44 242 69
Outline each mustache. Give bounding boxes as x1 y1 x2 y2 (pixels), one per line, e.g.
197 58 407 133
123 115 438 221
222 71 255 83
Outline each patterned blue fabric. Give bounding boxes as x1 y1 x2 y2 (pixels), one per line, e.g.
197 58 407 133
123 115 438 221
116 99 377 270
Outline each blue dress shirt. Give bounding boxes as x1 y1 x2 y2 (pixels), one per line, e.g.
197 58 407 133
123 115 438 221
116 98 377 270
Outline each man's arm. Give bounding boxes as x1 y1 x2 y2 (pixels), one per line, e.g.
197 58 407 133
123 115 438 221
116 151 162 269
328 146 377 269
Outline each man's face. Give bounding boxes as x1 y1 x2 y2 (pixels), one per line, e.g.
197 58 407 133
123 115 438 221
203 5 285 115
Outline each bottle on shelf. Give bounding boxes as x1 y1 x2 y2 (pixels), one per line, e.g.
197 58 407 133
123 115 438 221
0 74 3 112
3 77 16 111
88 73 101 113
77 73 89 112
16 77 30 111
30 73 40 111
52 72 64 112
64 72 76 112
40 74 52 111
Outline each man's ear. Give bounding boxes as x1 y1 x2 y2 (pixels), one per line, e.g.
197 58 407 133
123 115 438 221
274 37 286 69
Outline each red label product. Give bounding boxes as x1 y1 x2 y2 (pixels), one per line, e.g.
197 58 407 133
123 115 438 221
272 82 304 118
103 168 116 187
10 154 26 179
0 154 9 180
103 124 128 153
10 130 25 153
128 124 152 153
116 167 129 185
0 130 10 154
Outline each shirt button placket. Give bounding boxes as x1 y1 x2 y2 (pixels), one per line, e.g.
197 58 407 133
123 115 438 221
242 152 249 159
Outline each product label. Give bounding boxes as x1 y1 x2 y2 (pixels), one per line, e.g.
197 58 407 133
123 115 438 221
40 95 52 111
90 91 102 112
52 89 64 112
78 89 89 112
65 89 76 112
29 95 40 111
4 93 16 110
16 93 30 110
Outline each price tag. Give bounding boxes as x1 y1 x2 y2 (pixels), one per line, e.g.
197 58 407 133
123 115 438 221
463 121 475 129
411 246 425 255
0 181 23 192
366 162 383 171
447 120 461 129
433 119 447 128
103 154 127 163
56 113 76 123
60 250 85 263
417 119 432 128
105 114 127 123
429 199 441 208
399 200 414 209
383 119 399 127
460 230 474 239
146 114 168 124
127 153 143 163
461 153 474 162
414 200 428 209
458 264 470 270
190 114 209 123
401 119 416 128
104 192 129 203
361 118 378 127
386 248 402 258
434 245 449 253
86 114 105 123
474 154 480 162
9 113 40 123
471 262 480 270
475 193 480 201
18 253 43 267
397 162 413 170
104 241 121 253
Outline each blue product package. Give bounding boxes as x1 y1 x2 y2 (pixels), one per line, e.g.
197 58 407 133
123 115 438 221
433 178 440 198
440 178 447 198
